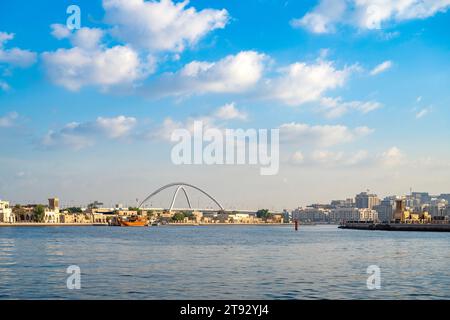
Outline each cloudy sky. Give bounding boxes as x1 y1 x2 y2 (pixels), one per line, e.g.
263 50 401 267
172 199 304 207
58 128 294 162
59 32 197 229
1 0 450 210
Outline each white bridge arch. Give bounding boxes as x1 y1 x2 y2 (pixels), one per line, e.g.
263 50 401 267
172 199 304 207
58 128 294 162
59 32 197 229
138 183 225 211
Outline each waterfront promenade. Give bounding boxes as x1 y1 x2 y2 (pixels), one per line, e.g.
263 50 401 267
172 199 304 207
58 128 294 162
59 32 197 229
0 222 109 227
0 222 287 227
340 221 450 232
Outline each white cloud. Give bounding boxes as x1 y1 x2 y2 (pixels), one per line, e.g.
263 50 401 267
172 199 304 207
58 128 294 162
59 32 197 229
294 0 450 33
41 115 137 150
70 28 104 50
280 122 373 147
291 0 347 34
265 60 357 106
311 149 345 163
415 106 432 119
0 80 10 91
42 27 154 91
50 24 71 40
291 149 369 167
380 146 404 167
214 102 247 121
0 32 37 68
145 51 266 97
96 115 137 138
370 60 393 75
146 115 217 142
0 112 18 128
103 0 229 52
320 97 382 118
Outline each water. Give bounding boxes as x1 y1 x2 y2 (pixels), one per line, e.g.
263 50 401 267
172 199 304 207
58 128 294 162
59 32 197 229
0 225 449 300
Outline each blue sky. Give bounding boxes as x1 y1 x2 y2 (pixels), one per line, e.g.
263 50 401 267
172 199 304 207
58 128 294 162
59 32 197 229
1 0 450 209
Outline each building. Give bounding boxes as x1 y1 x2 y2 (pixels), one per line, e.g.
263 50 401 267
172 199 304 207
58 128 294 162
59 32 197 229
60 213 91 224
48 198 59 210
330 207 378 222
292 207 330 223
374 197 395 222
412 192 431 204
393 198 431 223
355 192 380 209
0 200 15 223
44 198 61 223
331 199 355 208
282 209 291 223
426 198 448 217
438 194 450 203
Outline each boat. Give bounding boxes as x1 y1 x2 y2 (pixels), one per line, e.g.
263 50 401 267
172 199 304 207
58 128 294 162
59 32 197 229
118 216 148 227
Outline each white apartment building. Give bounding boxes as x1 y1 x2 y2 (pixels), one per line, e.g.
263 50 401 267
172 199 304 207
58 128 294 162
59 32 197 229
0 200 15 223
330 207 378 222
292 207 330 222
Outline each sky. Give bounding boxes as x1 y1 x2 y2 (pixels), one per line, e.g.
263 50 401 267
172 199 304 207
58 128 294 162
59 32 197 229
1 0 450 210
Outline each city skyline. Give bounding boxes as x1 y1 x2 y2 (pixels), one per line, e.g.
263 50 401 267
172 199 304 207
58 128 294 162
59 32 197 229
1 0 450 210
2 187 449 212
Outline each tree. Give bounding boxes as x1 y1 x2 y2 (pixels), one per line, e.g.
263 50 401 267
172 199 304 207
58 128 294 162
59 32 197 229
67 207 82 214
183 211 193 220
256 209 272 220
172 212 185 222
33 205 45 222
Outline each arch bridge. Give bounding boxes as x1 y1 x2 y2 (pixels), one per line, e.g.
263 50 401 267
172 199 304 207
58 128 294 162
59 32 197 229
138 183 225 212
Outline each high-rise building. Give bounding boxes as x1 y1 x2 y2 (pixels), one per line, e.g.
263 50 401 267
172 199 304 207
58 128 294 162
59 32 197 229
373 197 395 222
355 192 380 209
412 192 431 204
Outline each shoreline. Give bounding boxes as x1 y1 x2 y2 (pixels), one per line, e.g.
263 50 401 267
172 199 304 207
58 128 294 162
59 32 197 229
0 223 108 227
0 222 335 227
340 222 450 232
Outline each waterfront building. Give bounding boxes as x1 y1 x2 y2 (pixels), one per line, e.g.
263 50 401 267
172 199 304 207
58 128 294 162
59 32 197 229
0 200 15 223
43 198 61 223
292 207 330 223
393 199 432 223
13 205 35 222
355 192 380 209
60 213 91 224
330 207 378 222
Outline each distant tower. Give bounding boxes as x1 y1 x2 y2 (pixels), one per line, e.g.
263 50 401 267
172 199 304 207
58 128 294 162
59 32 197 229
48 198 59 211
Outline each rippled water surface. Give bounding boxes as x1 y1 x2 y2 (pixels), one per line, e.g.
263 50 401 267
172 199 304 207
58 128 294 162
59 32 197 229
0 225 449 299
